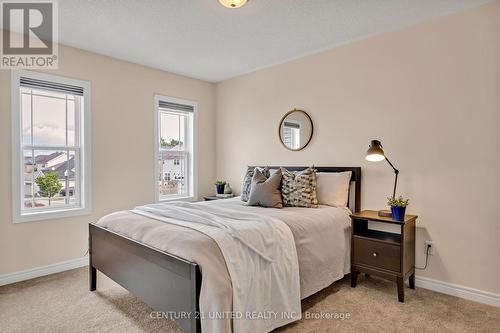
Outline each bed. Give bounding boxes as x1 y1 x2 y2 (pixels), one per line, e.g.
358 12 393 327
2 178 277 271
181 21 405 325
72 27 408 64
88 166 361 333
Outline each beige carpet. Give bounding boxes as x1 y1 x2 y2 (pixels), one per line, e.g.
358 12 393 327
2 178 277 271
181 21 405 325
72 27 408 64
1 267 499 332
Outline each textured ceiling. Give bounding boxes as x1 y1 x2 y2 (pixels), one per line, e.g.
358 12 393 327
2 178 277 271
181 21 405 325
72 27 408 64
57 0 492 82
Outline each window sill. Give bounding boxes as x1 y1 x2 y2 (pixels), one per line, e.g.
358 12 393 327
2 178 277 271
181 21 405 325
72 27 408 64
13 206 92 223
158 195 196 203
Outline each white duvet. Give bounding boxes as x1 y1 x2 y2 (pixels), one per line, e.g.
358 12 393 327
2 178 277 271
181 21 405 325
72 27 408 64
132 201 301 333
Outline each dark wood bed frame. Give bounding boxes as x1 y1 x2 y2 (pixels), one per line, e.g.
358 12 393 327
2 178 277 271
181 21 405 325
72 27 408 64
89 166 361 333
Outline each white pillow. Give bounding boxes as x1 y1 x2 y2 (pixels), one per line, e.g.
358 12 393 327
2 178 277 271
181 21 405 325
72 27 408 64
269 168 279 176
316 171 352 207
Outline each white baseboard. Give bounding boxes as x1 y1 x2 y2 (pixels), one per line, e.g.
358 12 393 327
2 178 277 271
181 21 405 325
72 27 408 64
1 258 499 308
0 257 89 287
415 276 500 308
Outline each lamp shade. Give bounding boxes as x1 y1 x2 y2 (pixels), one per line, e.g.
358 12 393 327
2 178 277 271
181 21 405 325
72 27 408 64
366 140 386 162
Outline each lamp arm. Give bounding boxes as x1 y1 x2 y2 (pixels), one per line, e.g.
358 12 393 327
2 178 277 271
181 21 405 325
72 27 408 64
384 156 399 174
384 156 399 199
392 172 399 199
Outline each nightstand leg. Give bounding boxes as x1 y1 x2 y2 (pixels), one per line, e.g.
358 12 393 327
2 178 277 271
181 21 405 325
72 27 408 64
397 277 404 302
409 272 415 289
350 267 357 288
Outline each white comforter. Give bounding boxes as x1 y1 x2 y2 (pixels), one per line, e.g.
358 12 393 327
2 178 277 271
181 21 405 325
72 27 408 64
131 201 301 333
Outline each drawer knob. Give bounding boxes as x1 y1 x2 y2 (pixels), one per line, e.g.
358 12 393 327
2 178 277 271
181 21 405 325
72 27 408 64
372 252 378 257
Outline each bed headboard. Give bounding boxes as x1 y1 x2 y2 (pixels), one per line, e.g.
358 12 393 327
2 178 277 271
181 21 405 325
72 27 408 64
249 166 362 212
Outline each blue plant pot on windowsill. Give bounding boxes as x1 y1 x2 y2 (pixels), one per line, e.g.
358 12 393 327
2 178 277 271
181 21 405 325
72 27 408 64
391 206 406 221
215 184 225 195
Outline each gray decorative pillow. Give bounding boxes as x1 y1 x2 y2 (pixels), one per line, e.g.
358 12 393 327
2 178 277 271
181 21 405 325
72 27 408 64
241 166 270 202
247 168 283 208
280 167 319 208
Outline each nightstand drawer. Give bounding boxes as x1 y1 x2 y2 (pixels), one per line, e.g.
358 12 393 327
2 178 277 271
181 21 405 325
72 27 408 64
353 237 400 272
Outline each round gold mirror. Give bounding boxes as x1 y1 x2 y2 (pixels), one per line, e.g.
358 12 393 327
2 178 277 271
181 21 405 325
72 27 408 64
278 109 313 151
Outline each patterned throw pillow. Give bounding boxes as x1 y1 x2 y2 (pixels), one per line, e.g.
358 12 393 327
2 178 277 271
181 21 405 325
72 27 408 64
241 166 270 202
280 167 319 208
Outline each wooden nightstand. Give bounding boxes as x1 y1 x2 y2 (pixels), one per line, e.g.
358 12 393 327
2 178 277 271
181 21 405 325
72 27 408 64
350 210 417 302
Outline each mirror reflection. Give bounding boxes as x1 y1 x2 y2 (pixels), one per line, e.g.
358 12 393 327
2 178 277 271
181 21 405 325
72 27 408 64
279 110 313 151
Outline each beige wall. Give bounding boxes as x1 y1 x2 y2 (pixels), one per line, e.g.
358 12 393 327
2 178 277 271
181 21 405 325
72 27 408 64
216 1 500 294
1 2 499 296
0 44 216 275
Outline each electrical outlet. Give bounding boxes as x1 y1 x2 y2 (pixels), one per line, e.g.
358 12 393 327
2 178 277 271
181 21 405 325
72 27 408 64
425 241 435 255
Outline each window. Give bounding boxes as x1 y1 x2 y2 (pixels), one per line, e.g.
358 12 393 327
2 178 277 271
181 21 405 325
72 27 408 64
11 70 91 222
155 95 196 201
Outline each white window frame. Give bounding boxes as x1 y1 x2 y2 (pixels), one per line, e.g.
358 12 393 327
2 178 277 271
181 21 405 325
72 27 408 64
11 70 92 223
154 94 197 202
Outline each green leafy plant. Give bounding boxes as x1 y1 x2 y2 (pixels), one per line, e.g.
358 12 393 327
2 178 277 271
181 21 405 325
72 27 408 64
215 180 226 186
387 196 409 207
160 138 183 149
35 172 63 206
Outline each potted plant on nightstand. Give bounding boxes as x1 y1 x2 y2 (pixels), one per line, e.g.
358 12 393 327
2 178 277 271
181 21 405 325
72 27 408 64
387 196 409 221
215 180 226 195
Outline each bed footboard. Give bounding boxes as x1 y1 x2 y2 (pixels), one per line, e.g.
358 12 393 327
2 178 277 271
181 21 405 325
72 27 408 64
89 223 201 333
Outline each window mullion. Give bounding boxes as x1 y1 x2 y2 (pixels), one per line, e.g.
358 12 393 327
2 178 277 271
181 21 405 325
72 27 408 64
178 113 183 196
75 96 81 207
185 114 189 196
31 149 35 209
65 94 68 146
76 148 80 207
65 149 69 205
75 96 80 148
64 95 69 205
30 90 33 145
30 91 35 209
23 145 81 151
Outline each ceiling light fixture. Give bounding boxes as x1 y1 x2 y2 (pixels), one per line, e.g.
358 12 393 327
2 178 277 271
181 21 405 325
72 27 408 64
219 0 247 9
